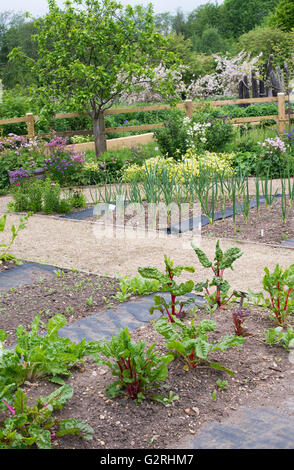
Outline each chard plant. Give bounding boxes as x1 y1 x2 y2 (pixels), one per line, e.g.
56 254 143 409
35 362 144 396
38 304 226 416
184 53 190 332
0 385 93 449
252 264 294 326
154 316 245 373
0 212 32 264
0 314 95 397
138 255 195 322
92 328 174 404
264 325 294 351
191 240 243 310
232 307 251 336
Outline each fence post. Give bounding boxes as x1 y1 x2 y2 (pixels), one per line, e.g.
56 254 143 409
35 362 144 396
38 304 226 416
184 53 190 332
26 113 35 139
184 99 193 119
277 93 286 134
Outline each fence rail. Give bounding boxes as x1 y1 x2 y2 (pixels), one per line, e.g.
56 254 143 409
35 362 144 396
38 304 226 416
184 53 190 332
0 93 288 142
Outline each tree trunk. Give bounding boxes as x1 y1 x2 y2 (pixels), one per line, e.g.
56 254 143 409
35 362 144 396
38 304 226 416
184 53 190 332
92 111 107 158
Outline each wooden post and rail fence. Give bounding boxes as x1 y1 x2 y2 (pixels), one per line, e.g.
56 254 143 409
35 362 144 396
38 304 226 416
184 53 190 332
0 93 290 150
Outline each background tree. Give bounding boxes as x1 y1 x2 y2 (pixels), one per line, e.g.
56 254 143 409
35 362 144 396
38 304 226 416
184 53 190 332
218 0 280 38
271 0 294 32
154 12 173 36
185 2 221 39
0 12 39 89
237 27 294 66
165 33 216 84
10 0 180 157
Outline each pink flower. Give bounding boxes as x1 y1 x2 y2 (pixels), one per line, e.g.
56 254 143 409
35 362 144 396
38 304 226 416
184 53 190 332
16 182 21 186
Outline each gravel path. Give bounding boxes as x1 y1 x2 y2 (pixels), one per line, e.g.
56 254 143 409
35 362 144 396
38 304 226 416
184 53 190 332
1 179 293 294
1 210 293 294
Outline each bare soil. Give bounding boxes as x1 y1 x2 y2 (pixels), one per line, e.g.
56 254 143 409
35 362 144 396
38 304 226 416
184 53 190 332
1 266 294 449
202 198 294 245
72 198 294 246
0 268 120 346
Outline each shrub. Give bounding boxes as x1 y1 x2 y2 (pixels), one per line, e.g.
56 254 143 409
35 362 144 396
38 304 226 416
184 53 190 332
153 110 189 159
153 106 235 158
42 180 62 214
10 178 77 215
122 151 235 183
11 179 43 213
255 137 294 177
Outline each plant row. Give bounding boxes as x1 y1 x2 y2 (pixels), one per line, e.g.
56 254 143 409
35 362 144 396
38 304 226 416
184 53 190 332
1 236 293 448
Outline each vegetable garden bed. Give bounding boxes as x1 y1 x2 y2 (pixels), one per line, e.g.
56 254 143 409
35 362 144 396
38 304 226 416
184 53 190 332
202 197 294 246
53 196 294 247
1 260 294 449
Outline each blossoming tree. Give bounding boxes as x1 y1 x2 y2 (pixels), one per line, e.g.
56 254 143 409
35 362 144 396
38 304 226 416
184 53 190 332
187 51 261 98
11 0 181 158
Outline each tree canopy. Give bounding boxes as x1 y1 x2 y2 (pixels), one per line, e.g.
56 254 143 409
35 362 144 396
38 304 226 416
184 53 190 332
17 0 179 156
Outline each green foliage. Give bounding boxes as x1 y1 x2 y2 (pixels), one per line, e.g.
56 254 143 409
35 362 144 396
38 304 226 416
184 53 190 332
42 179 62 214
192 240 243 309
164 33 216 84
192 27 230 55
11 179 43 213
196 109 235 152
154 316 245 372
0 314 95 398
13 0 180 157
115 274 160 302
237 27 294 66
138 255 195 322
67 189 86 209
252 264 294 326
153 107 234 159
271 0 294 32
0 12 39 90
0 385 93 449
0 89 31 136
10 178 80 215
264 325 294 350
218 0 280 38
0 212 31 264
153 110 188 159
92 328 174 404
216 379 229 390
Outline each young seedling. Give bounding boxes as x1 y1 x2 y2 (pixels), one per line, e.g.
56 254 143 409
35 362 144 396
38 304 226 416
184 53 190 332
191 240 243 310
264 325 294 350
138 255 195 322
86 295 93 306
216 379 229 390
0 212 32 265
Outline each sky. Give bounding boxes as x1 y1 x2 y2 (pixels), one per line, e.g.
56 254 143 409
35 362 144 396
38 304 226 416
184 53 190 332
0 0 217 17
